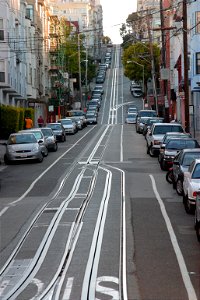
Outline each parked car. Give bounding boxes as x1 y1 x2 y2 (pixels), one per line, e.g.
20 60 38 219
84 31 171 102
132 88 143 98
20 129 48 157
172 149 200 195
40 127 58 152
137 109 157 119
125 113 137 124
46 123 66 142
58 118 78 134
4 132 44 164
146 123 184 157
143 118 164 137
67 116 83 130
92 86 104 95
86 111 98 124
183 159 200 214
195 191 200 242
159 132 192 149
158 138 200 170
136 117 152 133
127 107 138 114
67 110 87 127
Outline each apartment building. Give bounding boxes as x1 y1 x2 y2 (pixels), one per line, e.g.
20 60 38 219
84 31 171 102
49 0 103 61
0 0 51 123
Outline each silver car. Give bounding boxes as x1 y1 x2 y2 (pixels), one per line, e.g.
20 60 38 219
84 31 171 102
4 132 44 163
40 127 58 151
58 118 77 134
20 129 48 157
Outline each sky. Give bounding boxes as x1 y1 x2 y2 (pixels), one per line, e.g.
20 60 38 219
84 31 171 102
100 0 137 44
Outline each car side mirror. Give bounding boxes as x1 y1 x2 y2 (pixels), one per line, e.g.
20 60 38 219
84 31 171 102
38 140 43 144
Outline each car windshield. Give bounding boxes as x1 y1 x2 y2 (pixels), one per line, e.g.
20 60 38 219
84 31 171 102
41 129 53 137
47 124 61 130
139 111 157 118
182 153 200 166
72 111 83 116
60 120 72 125
166 140 197 150
127 114 137 118
153 125 183 134
163 134 190 143
147 119 163 125
192 164 200 179
8 134 36 144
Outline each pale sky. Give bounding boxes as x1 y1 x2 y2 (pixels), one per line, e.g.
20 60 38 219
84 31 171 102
100 0 137 44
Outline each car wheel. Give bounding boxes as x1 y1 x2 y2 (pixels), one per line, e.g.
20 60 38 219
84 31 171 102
160 159 166 171
147 145 150 154
37 154 44 163
44 148 48 157
183 194 195 214
195 214 200 242
53 143 58 152
149 146 154 157
176 178 183 195
4 154 11 165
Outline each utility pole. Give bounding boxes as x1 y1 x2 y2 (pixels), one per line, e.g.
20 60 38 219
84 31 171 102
78 33 82 109
160 0 169 121
183 0 190 132
147 11 158 115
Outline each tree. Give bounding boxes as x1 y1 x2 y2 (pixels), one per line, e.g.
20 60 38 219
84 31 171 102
122 42 160 90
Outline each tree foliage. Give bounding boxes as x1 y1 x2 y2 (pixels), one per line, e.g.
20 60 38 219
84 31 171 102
122 42 160 86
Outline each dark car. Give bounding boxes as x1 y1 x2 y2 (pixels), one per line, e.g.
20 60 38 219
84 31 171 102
172 149 200 195
159 138 200 170
46 123 66 142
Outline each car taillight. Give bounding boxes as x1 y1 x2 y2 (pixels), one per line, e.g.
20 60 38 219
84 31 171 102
154 140 160 145
193 191 197 197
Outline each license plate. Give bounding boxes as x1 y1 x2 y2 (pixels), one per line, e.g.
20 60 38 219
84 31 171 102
20 153 28 157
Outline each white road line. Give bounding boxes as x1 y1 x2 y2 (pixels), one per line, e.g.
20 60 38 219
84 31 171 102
0 127 95 217
81 168 112 300
149 174 197 300
120 125 123 162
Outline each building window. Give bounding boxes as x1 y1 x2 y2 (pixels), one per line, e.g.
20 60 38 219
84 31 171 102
26 5 34 21
196 53 200 74
0 19 4 40
0 60 5 82
196 12 200 34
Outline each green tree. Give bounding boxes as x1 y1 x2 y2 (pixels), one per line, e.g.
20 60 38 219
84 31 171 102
122 42 160 90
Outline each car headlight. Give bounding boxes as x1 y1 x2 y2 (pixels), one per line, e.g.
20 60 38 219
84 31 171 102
32 145 39 152
7 148 15 153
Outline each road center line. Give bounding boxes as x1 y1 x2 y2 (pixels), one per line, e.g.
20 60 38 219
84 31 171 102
149 174 197 300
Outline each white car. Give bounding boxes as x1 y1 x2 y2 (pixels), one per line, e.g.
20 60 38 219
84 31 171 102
146 123 184 157
183 159 200 214
195 191 200 242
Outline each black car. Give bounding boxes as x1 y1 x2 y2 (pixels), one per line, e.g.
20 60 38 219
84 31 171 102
159 138 200 170
46 123 66 142
172 149 200 195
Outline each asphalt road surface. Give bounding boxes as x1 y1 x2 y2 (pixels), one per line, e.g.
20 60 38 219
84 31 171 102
0 45 199 300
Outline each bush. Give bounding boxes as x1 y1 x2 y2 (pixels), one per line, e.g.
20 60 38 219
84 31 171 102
0 105 34 138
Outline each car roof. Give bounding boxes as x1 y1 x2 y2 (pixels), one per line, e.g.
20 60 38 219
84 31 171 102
181 148 200 153
10 132 34 136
